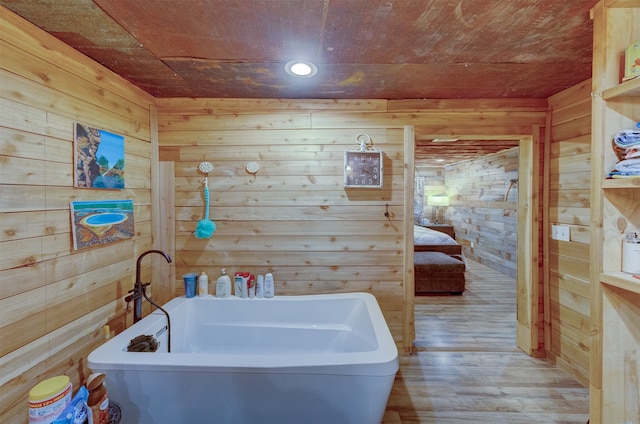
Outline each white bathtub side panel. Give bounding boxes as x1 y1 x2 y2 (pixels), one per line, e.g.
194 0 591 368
104 370 394 424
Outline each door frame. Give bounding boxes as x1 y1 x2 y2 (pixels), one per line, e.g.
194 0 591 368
403 125 542 356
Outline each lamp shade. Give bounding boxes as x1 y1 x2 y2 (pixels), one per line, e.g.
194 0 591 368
428 195 450 207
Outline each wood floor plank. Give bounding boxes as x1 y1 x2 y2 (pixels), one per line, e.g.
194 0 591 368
384 259 589 423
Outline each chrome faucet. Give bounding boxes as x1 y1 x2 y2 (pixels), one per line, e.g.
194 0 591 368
125 249 172 324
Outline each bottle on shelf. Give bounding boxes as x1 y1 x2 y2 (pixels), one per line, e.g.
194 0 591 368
264 273 275 298
216 268 232 298
198 271 209 296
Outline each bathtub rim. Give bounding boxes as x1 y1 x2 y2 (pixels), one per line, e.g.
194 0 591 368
88 292 399 377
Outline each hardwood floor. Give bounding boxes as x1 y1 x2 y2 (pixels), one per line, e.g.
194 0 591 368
383 259 590 423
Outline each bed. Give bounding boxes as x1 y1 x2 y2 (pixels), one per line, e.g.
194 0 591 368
414 225 463 255
413 225 466 295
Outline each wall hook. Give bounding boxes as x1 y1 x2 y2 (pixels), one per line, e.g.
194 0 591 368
245 162 260 183
504 179 518 201
384 203 390 218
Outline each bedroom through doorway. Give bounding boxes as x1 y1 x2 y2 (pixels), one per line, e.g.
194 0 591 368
407 126 542 357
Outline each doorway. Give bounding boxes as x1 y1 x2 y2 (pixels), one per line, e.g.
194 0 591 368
404 125 542 357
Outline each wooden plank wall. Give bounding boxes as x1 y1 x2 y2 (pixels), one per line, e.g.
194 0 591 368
444 148 520 276
415 166 445 223
0 9 159 422
546 79 592 385
156 98 408 344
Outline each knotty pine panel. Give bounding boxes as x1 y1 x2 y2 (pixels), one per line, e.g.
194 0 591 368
547 206 591 225
312 110 547 130
1 70 150 141
0 10 155 423
0 40 151 128
389 98 550 112
549 170 591 191
155 98 388 114
160 127 392 147
549 134 591 158
546 79 592 383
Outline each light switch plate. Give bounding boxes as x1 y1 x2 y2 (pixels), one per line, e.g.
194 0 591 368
552 224 570 241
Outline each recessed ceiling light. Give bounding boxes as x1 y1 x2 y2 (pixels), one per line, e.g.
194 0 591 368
285 60 318 78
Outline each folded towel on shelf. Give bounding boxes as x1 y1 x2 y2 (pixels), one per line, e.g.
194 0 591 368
612 138 626 161
625 146 640 159
614 129 640 148
615 158 640 172
608 158 640 178
610 173 640 178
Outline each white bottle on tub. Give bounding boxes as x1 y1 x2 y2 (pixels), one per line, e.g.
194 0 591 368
264 273 274 298
256 274 264 298
198 272 209 296
216 268 231 298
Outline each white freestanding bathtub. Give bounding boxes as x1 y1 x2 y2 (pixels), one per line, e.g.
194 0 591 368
88 293 398 424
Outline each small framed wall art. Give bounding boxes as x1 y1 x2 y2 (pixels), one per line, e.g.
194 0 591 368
74 123 125 189
70 200 134 250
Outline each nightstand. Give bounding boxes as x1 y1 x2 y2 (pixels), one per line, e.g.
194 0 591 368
422 224 455 239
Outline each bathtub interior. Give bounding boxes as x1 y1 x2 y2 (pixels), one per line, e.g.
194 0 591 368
173 296 378 354
110 295 382 355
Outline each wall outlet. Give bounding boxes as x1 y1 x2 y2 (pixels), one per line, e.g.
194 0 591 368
552 224 570 241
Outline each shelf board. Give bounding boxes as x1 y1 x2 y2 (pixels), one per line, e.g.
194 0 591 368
602 77 640 99
604 0 640 8
601 271 640 294
602 178 640 188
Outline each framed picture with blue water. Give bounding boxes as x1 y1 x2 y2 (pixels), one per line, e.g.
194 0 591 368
74 123 125 189
70 200 134 250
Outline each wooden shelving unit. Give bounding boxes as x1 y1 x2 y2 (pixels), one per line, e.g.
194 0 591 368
590 1 640 422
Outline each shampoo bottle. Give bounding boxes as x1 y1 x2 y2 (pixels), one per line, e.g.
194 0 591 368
216 269 232 298
256 274 264 298
198 272 209 296
248 275 256 298
241 272 249 298
264 273 275 298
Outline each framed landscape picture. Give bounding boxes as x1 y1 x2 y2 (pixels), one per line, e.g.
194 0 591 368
70 200 134 250
74 123 125 189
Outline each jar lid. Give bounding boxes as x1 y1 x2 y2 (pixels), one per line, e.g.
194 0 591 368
87 373 106 391
29 375 71 401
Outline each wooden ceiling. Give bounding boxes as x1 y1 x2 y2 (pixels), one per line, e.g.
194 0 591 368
2 0 598 165
415 136 521 166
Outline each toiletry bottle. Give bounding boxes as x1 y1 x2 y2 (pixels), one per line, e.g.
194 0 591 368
216 268 232 298
87 373 109 424
248 275 256 298
256 274 264 298
241 272 249 298
198 271 209 296
234 272 243 297
264 273 275 298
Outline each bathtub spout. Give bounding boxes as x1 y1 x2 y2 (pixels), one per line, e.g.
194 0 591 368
126 250 172 324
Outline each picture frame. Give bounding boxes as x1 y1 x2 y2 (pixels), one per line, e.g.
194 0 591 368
70 200 134 250
74 123 125 189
